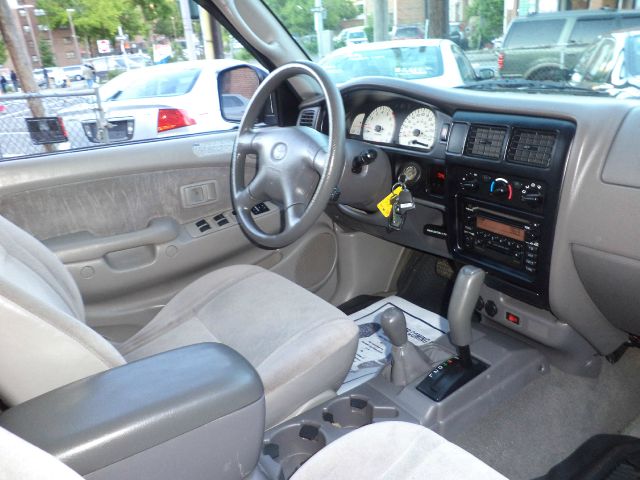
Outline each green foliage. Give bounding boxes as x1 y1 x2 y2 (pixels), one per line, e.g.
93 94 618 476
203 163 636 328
154 2 184 38
39 40 56 67
36 0 177 51
265 0 358 36
0 38 7 66
466 0 504 48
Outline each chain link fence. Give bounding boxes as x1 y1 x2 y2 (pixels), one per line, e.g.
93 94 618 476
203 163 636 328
0 89 111 160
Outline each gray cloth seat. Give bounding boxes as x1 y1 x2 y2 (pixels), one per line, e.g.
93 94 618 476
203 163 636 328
0 214 358 428
291 421 508 480
0 422 508 480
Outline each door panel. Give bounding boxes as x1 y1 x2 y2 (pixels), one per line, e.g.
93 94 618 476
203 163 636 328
0 132 341 342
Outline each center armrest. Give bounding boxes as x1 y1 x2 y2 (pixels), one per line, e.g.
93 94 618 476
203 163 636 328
0 343 265 479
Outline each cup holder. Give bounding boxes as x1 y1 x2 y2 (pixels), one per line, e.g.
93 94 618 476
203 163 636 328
321 396 376 428
263 423 326 479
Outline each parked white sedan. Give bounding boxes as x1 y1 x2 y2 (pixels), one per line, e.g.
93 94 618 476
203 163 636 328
320 39 490 88
63 59 262 145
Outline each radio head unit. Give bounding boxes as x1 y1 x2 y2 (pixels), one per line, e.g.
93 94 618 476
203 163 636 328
461 202 540 277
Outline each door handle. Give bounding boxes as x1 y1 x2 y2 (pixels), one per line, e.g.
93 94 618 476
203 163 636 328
45 218 180 263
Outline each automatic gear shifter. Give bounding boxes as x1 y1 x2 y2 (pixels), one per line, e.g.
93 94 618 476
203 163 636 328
416 266 489 401
448 265 485 367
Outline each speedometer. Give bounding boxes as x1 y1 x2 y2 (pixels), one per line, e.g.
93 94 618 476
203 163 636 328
398 108 437 150
363 106 395 144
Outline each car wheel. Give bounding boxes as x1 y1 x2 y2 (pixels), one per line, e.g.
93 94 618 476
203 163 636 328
527 66 565 81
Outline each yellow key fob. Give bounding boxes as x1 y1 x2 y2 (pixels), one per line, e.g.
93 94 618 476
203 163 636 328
377 186 403 218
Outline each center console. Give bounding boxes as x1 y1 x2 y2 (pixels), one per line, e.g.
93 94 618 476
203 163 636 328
445 112 576 307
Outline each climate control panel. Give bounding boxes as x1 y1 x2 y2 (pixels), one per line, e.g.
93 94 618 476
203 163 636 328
459 170 545 212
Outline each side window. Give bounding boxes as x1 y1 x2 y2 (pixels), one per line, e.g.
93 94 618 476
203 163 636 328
584 39 616 83
620 16 640 30
504 20 565 49
0 10 264 161
569 18 616 45
451 45 476 83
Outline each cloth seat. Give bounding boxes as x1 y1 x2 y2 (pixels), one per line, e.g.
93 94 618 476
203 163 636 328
291 421 508 480
0 423 508 480
0 214 358 428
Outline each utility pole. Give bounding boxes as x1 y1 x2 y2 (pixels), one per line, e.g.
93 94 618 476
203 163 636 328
311 0 327 58
0 0 52 150
66 8 82 62
209 17 224 59
178 0 197 61
373 0 388 42
427 0 449 39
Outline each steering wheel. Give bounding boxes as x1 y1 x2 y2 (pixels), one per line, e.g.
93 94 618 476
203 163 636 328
231 62 345 249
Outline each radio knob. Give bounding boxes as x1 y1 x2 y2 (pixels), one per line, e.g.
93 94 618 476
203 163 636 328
490 178 512 200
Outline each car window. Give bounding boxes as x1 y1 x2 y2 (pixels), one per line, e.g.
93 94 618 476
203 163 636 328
451 44 476 82
320 45 443 84
626 35 640 77
111 68 201 101
504 20 565 49
620 16 640 29
569 18 617 45
582 38 617 83
0 8 264 161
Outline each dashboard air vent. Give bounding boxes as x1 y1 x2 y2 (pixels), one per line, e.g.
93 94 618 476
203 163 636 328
297 107 320 129
464 125 507 160
506 128 557 168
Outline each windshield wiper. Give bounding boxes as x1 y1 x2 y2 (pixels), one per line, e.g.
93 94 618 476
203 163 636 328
459 79 610 96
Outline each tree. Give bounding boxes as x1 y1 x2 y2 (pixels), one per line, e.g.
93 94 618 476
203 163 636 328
466 0 504 48
39 39 56 66
265 0 358 37
427 0 449 39
0 37 7 65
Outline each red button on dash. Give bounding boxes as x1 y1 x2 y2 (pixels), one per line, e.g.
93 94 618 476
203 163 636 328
506 312 520 325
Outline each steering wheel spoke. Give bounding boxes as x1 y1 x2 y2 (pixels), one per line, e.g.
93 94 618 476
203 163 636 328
284 202 306 230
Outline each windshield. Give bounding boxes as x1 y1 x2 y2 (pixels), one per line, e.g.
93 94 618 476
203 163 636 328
263 0 640 98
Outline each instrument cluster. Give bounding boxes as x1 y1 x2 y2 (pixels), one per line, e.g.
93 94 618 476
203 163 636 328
347 101 441 152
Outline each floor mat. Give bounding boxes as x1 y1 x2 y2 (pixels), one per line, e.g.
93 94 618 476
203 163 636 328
337 295 449 394
337 295 384 315
396 252 456 316
535 434 640 480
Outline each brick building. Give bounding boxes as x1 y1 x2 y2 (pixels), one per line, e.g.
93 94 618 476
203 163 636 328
6 0 84 70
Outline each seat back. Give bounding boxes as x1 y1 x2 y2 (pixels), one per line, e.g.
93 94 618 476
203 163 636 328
0 427 83 480
0 215 125 406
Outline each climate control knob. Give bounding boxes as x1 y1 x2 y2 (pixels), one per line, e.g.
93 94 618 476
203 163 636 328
490 178 513 200
521 183 544 206
460 173 480 192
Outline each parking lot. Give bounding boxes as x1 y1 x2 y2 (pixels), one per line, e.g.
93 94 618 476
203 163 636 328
0 90 100 159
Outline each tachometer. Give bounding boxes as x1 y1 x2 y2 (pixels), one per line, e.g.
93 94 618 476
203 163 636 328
363 106 395 144
398 108 437 150
349 113 365 136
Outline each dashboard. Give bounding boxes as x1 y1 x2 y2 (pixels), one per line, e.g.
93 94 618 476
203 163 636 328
297 79 640 358
300 87 574 309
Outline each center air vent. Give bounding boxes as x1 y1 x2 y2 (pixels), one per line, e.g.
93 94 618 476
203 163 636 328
464 125 507 160
506 128 557 168
297 107 320 129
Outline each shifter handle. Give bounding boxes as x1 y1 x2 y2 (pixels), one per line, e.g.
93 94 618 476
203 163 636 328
447 266 485 347
380 307 408 347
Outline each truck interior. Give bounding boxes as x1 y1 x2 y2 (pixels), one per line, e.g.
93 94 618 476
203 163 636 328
1 1 640 479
